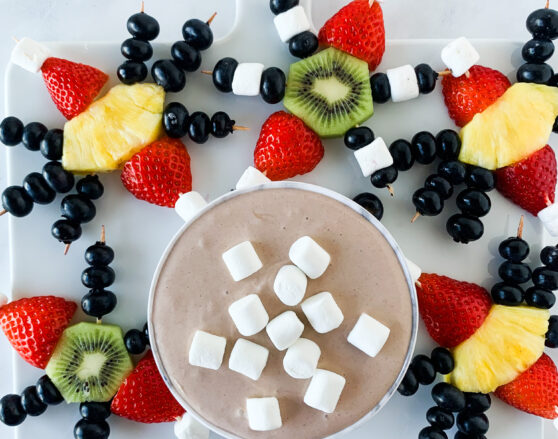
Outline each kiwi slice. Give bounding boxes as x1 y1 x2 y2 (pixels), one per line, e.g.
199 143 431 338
283 47 374 138
45 322 133 403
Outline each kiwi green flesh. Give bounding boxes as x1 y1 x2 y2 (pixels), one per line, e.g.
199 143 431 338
284 47 374 138
46 322 133 403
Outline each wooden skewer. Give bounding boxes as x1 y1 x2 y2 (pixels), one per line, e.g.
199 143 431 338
0 210 6 217
207 12 218 25
12 36 19 44
100 225 106 244
201 70 213 76
233 125 249 132
546 0 550 9
411 212 421 223
546 194 553 207
387 185 394 197
96 318 102 325
64 243 71 255
517 215 524 239
437 70 452 77
140 0 145 13
465 70 471 78
368 0 375 6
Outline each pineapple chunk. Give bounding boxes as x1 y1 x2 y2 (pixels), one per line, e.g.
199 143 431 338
447 305 549 393
459 83 558 170
62 83 165 173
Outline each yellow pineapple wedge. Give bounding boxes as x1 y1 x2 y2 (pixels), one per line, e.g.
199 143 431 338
62 83 165 173
459 83 558 170
446 305 549 393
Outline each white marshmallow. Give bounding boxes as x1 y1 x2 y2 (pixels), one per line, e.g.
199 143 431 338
273 265 308 306
441 37 480 77
404 257 422 284
301 292 344 334
538 203 558 236
174 413 210 439
347 313 390 358
0 294 8 308
246 397 282 431
228 294 269 336
222 241 263 282
353 137 394 178
236 166 271 190
266 311 304 351
229 338 269 380
283 338 321 379
232 63 265 96
554 415 558 431
289 236 331 279
174 191 208 223
386 64 420 103
303 369 346 413
10 38 50 73
273 6 312 43
188 330 227 370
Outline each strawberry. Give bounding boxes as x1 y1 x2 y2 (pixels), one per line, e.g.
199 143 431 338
254 111 324 181
495 353 558 419
495 145 556 216
0 296 77 369
121 137 193 208
111 351 185 423
318 0 385 71
441 65 511 127
416 273 492 348
41 57 108 120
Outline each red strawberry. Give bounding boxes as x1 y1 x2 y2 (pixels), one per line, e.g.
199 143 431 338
318 0 385 71
416 273 492 348
254 111 324 181
111 351 185 423
0 296 77 369
441 65 511 127
495 145 556 216
495 353 558 419
121 137 193 208
41 57 108 120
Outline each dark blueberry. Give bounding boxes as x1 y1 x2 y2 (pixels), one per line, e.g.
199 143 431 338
533 266 558 290
413 188 444 216
270 0 299 14
552 74 558 87
466 166 495 191
182 18 214 51
415 64 438 94
397 368 419 396
85 243 114 267
438 160 467 185
51 219 82 244
143 322 150 344
541 245 558 269
211 112 235 138
371 166 398 189
289 31 319 58
0 395 26 426
455 434 487 439
554 116 558 133
171 41 201 72
81 289 117 319
74 419 110 439
465 393 491 414
425 175 453 200
2 186 34 217
498 261 531 284
491 282 524 306
389 139 414 171
81 266 115 289
39 129 64 160
431 347 454 374
526 8 558 39
525 286 556 309
212 58 238 93
499 237 529 262
23 172 55 205
431 383 466 412
124 329 147 354
36 376 63 405
0 117 24 146
188 112 211 144
418 426 447 439
20 386 47 416
260 67 286 104
151 60 186 92
370 73 391 103
353 192 384 221
79 402 111 421
121 38 153 61
517 63 554 84
127 11 160 40
522 38 555 62
411 354 436 385
446 214 484 244
435 130 461 160
344 127 374 150
42 161 75 193
21 122 47 151
76 175 104 200
411 131 437 165
426 406 454 430
456 189 491 217
117 60 148 85
61 194 96 224
456 412 489 435
546 315 558 348
163 102 190 138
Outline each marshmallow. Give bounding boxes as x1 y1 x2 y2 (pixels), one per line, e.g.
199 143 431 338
353 137 394 178
274 6 312 43
303 369 346 413
273 265 308 306
386 65 420 103
405 257 422 284
538 203 558 236
232 63 265 96
283 338 321 379
174 413 210 439
301 292 344 334
246 397 282 431
289 236 331 279
228 294 269 336
222 241 263 281
347 313 390 357
10 38 50 73
175 191 208 223
229 339 270 380
441 37 480 77
266 311 304 351
188 330 227 370
236 166 271 190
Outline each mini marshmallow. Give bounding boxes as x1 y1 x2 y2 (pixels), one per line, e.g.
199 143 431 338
228 294 269 336
405 257 422 284
538 203 558 236
289 236 331 279
246 397 282 431
174 191 208 223
303 369 346 413
441 37 480 77
11 37 50 73
283 338 321 379
229 338 269 380
274 6 312 43
222 241 263 281
347 313 390 357
266 311 304 351
236 166 271 190
301 292 344 334
188 330 226 370
174 413 210 439
353 137 394 178
273 265 308 306
386 64 420 103
232 63 265 96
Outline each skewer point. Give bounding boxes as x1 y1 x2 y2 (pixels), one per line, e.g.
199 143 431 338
546 0 550 9
201 70 213 76
207 12 218 25
100 225 106 244
387 185 395 197
11 36 19 44
140 0 145 13
437 69 452 77
233 125 250 132
64 243 71 255
0 210 6 217
465 70 471 78
517 215 525 239
411 212 421 223
368 0 375 6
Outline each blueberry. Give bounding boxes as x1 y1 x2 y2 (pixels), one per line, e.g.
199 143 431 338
117 60 148 85
74 419 110 439
522 38 555 62
188 112 211 144
270 0 299 14
491 282 524 306
418 426 447 439
260 67 286 104
211 112 235 138
438 161 467 185
163 102 190 138
79 402 111 421
498 237 529 262
397 368 418 396
22 173 55 205
466 166 495 191
370 73 391 103
446 214 484 244
151 60 186 93
20 386 47 417
426 406 454 430
121 38 153 61
0 117 24 146
533 266 558 290
143 323 150 345
2 186 34 217
353 192 383 221
344 127 374 150
411 132 437 164
85 243 114 267
541 245 558 269
424 175 453 200
517 63 554 84
546 315 558 348
81 266 115 289
413 188 444 217
0 395 26 426
21 122 47 151
526 7 558 39
51 219 82 244
371 166 398 189
464 392 491 414
183 18 214 51
36 375 63 405
81 290 117 319
124 329 147 354
171 41 201 72
42 161 75 193
435 129 461 160
456 189 491 217
411 354 436 385
76 175 104 200
212 58 238 93
431 382 466 412
61 194 96 224
289 31 319 59
525 287 556 309
127 11 160 40
430 347 454 374
415 64 438 94
498 261 531 284
389 139 414 171
456 411 489 435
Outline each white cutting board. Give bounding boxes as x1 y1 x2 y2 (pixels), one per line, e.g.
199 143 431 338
3 0 558 437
